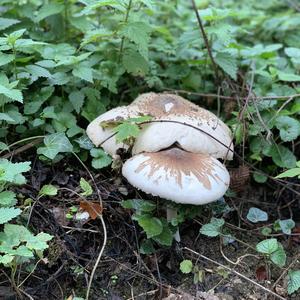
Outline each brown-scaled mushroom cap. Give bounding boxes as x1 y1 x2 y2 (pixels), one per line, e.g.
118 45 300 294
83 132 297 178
122 148 230 205
130 93 233 159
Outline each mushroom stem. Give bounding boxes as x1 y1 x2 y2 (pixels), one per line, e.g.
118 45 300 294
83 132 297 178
166 207 180 242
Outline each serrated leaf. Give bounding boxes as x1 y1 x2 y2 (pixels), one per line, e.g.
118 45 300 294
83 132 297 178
0 53 14 66
35 3 64 22
90 148 112 169
0 17 20 31
0 159 31 185
120 21 152 59
25 65 52 79
69 90 85 114
26 233 53 251
37 133 73 159
113 122 140 143
215 52 237 80
134 215 163 238
180 260 193 274
121 199 156 212
288 270 300 294
0 85 23 103
256 238 278 254
80 178 93 196
122 47 149 75
39 185 58 197
72 65 93 83
275 116 300 142
0 191 17 207
0 207 21 224
246 207 268 223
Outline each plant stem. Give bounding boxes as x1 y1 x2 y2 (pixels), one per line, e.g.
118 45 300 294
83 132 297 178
166 207 180 242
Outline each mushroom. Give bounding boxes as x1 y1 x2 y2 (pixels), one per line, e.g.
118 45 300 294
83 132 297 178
122 148 230 241
86 106 139 156
129 93 233 160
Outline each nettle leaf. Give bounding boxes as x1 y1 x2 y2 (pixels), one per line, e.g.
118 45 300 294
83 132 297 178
275 116 300 142
288 270 300 295
122 47 149 75
72 65 93 83
121 199 156 212
0 113 14 122
200 218 225 237
270 243 286 267
25 65 52 79
134 215 163 239
0 159 31 185
0 207 21 224
0 17 20 31
0 85 23 103
0 191 17 207
256 238 278 254
180 260 193 274
90 148 112 169
279 219 295 235
246 207 268 223
39 185 58 197
0 53 14 66
69 90 85 114
215 52 237 80
113 122 140 143
37 133 73 159
35 2 64 22
80 178 93 196
120 21 152 59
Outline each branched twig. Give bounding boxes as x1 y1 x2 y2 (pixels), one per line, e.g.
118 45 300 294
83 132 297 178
184 247 287 300
191 0 220 83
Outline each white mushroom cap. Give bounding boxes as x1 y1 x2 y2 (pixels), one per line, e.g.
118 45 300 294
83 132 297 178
130 93 233 159
86 106 139 156
122 148 230 205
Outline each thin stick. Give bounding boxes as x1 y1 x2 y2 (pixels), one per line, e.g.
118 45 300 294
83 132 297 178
184 247 287 300
191 0 220 83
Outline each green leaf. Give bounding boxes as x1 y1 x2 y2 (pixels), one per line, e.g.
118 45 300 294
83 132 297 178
275 116 300 142
270 145 296 168
113 122 140 143
0 254 14 265
256 238 278 254
180 260 193 274
246 207 268 223
215 52 237 80
121 199 156 212
277 71 300 82
0 53 14 66
69 90 85 114
25 65 52 79
270 243 286 267
26 232 53 251
80 178 93 196
134 215 163 238
0 159 31 185
275 168 300 179
35 3 64 22
0 85 23 103
279 219 295 235
0 207 21 224
0 17 20 31
200 218 225 237
122 47 149 75
140 239 155 254
288 270 300 294
72 65 93 83
0 191 17 207
120 21 152 59
152 221 173 246
90 148 112 169
253 172 268 183
39 185 58 197
37 133 73 159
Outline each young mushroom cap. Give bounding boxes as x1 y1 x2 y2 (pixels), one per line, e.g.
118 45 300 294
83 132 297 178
130 93 233 160
122 148 230 205
86 106 139 156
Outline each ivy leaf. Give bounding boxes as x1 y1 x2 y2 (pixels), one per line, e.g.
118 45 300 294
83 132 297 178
279 219 295 235
200 218 225 237
90 148 112 169
134 215 163 238
113 122 140 143
0 207 21 224
39 185 58 197
80 178 93 196
256 238 278 254
270 145 296 168
246 207 268 223
37 133 73 159
270 243 286 267
120 21 152 59
180 260 193 274
215 52 237 80
275 116 300 142
288 270 300 295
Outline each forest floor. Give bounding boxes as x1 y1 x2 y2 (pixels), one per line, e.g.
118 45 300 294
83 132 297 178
2 152 299 300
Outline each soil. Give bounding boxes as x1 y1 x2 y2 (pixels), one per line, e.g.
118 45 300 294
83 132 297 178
1 153 300 300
